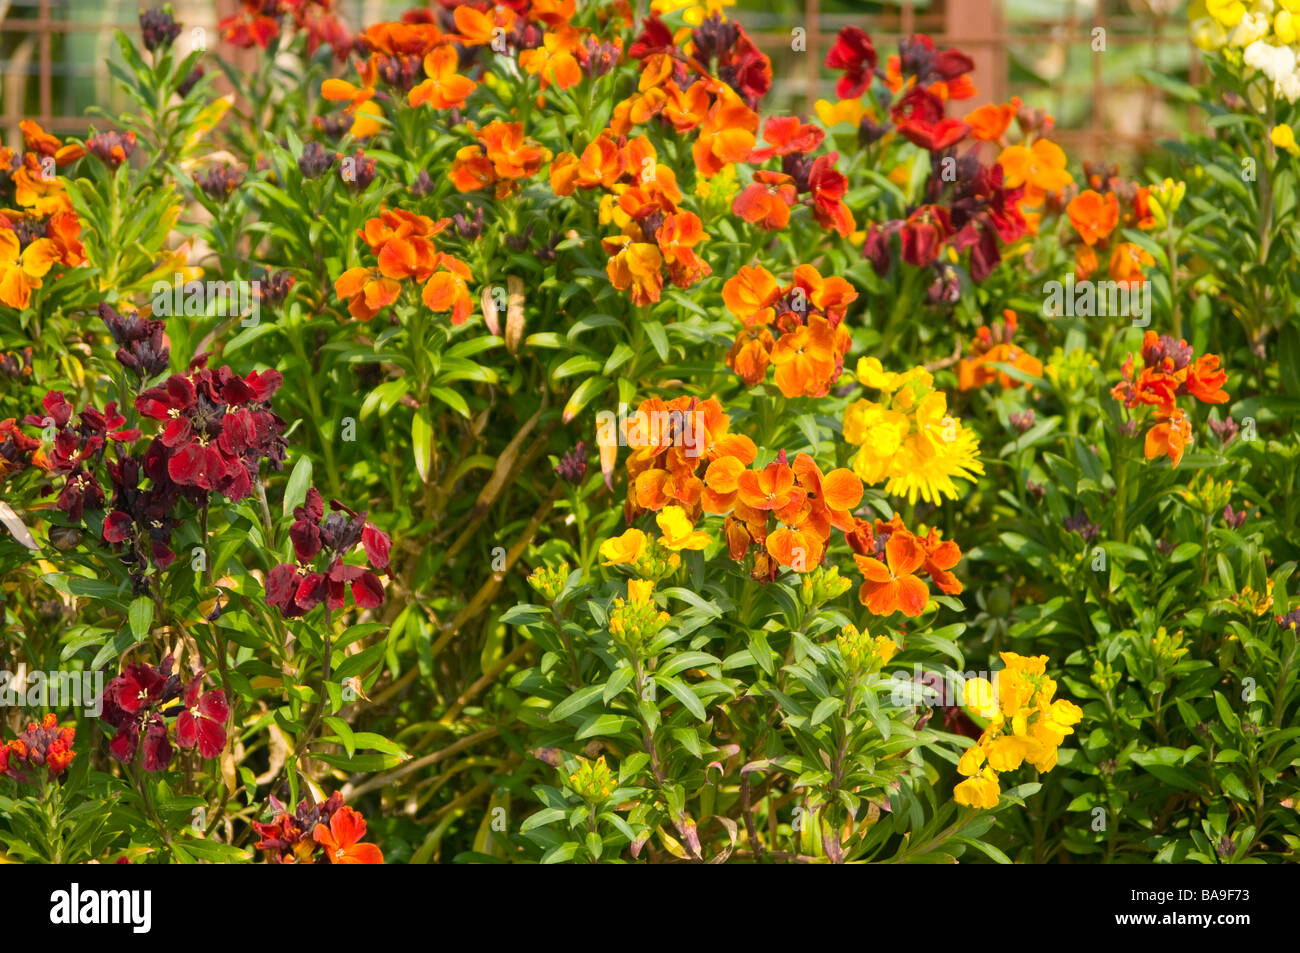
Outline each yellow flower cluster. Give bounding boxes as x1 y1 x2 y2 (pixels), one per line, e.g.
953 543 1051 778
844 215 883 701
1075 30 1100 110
954 653 1083 809
607 579 670 656
568 755 617 802
836 624 899 676
843 359 984 504
599 525 684 580
1192 0 1300 101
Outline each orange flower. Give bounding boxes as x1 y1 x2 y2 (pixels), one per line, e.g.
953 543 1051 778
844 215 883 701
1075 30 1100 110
453 4 515 46
692 86 758 178
662 80 711 132
1144 410 1192 467
1186 354 1229 404
736 460 799 512
722 264 780 326
449 145 497 192
1108 242 1153 288
854 531 929 617
770 315 840 398
0 229 60 310
313 806 384 864
964 101 1017 142
480 121 550 180
334 266 401 321
519 27 583 91
792 264 858 323
422 256 474 325
997 138 1071 206
727 326 774 386
732 171 796 230
19 120 83 165
602 237 663 305
749 115 825 161
656 211 710 288
1067 189 1120 246
408 45 477 109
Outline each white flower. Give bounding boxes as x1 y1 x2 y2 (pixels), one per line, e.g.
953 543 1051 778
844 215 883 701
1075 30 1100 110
1232 11 1272 45
1279 70 1300 103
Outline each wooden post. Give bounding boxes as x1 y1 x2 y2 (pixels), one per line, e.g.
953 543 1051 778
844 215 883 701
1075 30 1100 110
945 0 1004 112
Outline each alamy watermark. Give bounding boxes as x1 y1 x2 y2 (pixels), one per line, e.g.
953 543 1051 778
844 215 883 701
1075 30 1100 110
0 665 103 717
151 273 261 327
596 403 707 458
1043 275 1151 327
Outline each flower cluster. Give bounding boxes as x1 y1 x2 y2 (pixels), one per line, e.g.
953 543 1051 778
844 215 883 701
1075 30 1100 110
958 310 1042 391
843 360 984 504
252 791 384 864
846 513 963 618
568 755 617 801
450 120 551 199
0 122 87 310
1111 331 1230 467
955 653 1082 808
0 713 77 782
1193 0 1300 100
973 97 1071 234
265 487 391 618
100 656 229 769
722 264 856 398
220 0 350 59
607 578 671 657
836 623 899 675
1064 162 1156 286
334 208 475 323
551 130 707 306
134 356 287 502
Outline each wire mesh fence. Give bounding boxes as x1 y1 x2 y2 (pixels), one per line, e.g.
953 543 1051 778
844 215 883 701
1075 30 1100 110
0 0 1197 161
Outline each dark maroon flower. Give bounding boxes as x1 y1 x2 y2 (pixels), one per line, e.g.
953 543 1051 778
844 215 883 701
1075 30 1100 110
340 148 376 191
1009 410 1035 435
196 164 244 202
86 131 137 170
139 8 182 53
100 302 170 380
100 656 183 770
265 489 390 618
1223 504 1247 530
1209 415 1239 445
298 141 337 179
176 678 228 759
555 442 588 485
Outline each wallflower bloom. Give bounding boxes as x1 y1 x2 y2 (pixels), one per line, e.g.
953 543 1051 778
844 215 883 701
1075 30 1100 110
844 362 984 504
1067 189 1120 245
313 806 385 864
0 229 60 310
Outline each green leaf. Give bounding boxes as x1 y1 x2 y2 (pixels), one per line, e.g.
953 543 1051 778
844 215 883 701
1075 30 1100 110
282 455 313 519
412 411 433 483
128 597 153 642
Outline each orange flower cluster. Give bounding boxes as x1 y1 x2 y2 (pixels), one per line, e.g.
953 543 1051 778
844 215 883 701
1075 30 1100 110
1111 331 1229 467
845 514 963 618
334 208 472 323
606 395 874 583
958 309 1043 391
1065 162 1156 287
551 130 708 305
722 263 855 398
450 120 551 199
977 98 1072 235
0 122 87 310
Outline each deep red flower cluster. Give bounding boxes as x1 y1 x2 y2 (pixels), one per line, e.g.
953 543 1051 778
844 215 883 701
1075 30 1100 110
265 487 392 618
100 656 229 770
220 0 351 62
0 713 77 782
23 390 139 521
134 356 286 503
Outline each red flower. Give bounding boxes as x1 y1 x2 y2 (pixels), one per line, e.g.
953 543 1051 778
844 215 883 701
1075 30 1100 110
825 27 877 99
892 88 969 152
807 153 855 237
176 678 229 760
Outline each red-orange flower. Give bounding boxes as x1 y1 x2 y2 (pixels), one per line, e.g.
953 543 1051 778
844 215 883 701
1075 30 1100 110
313 806 384 864
1067 189 1120 246
855 532 930 618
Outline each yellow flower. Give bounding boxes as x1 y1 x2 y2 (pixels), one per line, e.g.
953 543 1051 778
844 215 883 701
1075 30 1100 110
1205 0 1246 28
815 97 867 128
1273 123 1300 155
600 527 647 565
954 768 1000 809
627 578 655 603
956 744 986 777
656 505 710 550
962 677 1000 719
856 356 901 391
985 735 1029 772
